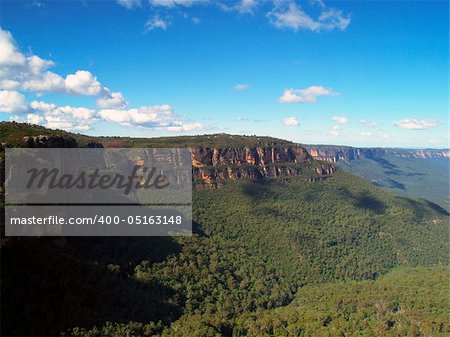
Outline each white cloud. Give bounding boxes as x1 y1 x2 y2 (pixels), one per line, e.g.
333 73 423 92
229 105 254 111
0 28 105 96
283 116 299 126
1 28 203 132
220 0 258 14
26 113 43 124
394 119 440 130
99 105 172 125
318 8 351 31
279 85 337 103
329 125 341 137
234 83 250 91
10 100 97 131
331 115 349 124
117 0 142 9
31 100 96 120
145 16 170 32
0 29 26 68
99 105 202 131
267 0 350 32
360 131 374 137
96 89 128 109
0 90 27 113
64 70 103 96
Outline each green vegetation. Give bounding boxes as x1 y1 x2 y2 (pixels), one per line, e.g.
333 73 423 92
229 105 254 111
0 122 449 336
2 172 448 336
0 121 295 148
338 155 450 211
234 266 449 337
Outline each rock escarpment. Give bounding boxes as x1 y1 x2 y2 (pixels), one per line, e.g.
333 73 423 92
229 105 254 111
305 146 385 163
305 145 450 163
8 131 337 189
191 146 335 188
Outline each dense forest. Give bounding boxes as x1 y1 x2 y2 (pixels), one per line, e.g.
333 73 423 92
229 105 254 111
0 122 449 336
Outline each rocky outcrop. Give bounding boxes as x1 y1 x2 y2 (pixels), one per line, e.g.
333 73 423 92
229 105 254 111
15 135 336 188
23 135 78 148
191 146 335 188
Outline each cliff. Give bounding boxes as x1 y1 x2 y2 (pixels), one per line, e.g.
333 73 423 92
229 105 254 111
305 146 385 163
191 146 335 188
305 145 450 163
0 125 336 189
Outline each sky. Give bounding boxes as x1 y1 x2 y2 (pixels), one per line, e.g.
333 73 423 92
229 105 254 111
0 0 448 148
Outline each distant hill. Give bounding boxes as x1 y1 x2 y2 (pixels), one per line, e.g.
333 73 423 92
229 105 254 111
304 144 449 162
303 143 449 211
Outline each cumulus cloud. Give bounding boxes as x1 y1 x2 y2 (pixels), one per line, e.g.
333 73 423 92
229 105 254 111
99 105 173 125
267 0 350 32
1 28 203 132
331 115 349 124
98 105 202 131
96 89 128 109
279 85 337 103
394 118 440 130
145 16 170 32
0 90 27 113
283 116 299 126
166 122 203 132
0 28 105 96
31 100 97 130
26 113 43 125
64 70 103 96
234 83 250 91
0 29 26 68
116 0 142 9
10 100 97 131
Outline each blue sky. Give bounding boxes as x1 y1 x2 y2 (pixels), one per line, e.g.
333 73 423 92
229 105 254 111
0 0 448 148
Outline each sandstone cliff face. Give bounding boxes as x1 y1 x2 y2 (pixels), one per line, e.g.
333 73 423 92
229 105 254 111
14 135 336 188
306 147 385 163
191 146 335 188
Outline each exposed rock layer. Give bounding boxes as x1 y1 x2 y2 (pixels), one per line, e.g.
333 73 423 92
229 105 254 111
305 146 450 163
15 136 336 188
